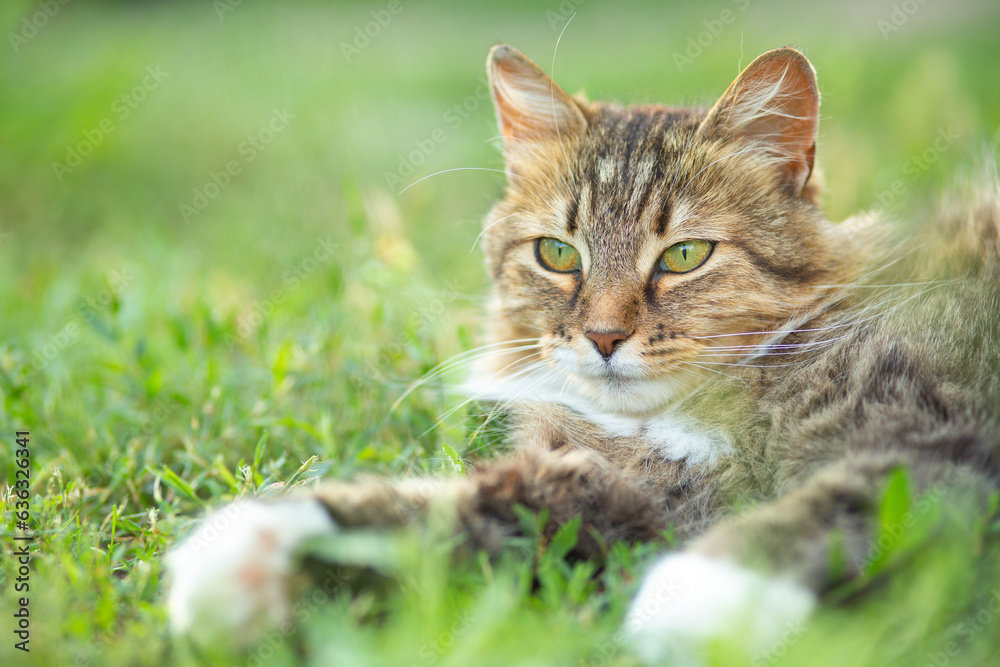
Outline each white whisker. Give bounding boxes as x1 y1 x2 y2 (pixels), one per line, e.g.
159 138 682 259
420 356 552 437
471 212 520 252
399 167 540 195
389 340 541 413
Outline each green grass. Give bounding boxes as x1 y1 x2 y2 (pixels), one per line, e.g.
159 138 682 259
1 0 1000 665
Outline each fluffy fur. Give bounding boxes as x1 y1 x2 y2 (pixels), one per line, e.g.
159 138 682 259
167 44 1000 659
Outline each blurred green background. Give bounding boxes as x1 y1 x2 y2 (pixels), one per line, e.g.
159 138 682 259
1 0 999 665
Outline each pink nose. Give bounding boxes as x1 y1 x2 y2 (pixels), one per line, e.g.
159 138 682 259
586 330 628 358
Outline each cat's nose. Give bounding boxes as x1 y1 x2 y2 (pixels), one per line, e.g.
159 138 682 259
586 330 628 359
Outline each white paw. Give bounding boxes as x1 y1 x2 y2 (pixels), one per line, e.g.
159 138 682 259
625 552 815 666
166 498 336 646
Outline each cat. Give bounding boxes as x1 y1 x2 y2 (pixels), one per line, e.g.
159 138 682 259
166 44 1000 663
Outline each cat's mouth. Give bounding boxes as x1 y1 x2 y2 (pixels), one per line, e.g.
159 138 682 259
570 372 694 417
550 346 642 380
547 345 696 416
464 343 696 418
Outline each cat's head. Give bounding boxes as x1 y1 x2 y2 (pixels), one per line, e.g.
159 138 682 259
477 45 863 417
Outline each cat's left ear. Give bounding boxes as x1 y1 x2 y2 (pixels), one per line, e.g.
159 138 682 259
488 44 588 172
699 47 819 196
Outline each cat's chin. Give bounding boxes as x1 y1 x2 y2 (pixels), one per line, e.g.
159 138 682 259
573 374 691 418
466 356 695 419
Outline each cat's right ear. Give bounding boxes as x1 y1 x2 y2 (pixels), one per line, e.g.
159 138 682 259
698 47 820 197
488 45 587 172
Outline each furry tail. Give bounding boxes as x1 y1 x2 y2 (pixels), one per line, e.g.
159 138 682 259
931 154 1000 271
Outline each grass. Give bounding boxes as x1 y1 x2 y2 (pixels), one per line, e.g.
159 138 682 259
1 0 999 665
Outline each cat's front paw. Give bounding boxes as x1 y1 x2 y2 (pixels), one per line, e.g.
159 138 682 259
166 498 336 646
625 552 815 666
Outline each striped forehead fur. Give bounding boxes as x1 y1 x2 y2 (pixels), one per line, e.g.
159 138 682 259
478 47 869 429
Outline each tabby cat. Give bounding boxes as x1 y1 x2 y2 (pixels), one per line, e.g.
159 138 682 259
167 44 1000 662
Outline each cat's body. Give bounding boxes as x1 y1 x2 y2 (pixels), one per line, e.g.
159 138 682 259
167 45 1000 661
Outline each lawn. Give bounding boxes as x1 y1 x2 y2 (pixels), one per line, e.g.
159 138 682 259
1 0 999 665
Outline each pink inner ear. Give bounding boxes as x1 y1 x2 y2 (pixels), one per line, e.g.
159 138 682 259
721 52 820 190
489 45 586 144
735 57 817 150
492 60 547 141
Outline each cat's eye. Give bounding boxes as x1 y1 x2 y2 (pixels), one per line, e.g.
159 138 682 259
536 237 582 273
659 240 714 274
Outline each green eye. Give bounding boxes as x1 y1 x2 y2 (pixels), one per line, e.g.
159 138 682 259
660 240 714 273
536 237 582 273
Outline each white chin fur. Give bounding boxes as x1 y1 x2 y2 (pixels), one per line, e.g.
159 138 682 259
625 553 816 666
574 374 688 416
465 360 686 419
465 367 733 466
166 498 336 647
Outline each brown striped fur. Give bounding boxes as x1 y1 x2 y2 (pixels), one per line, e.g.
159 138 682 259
308 45 1000 596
